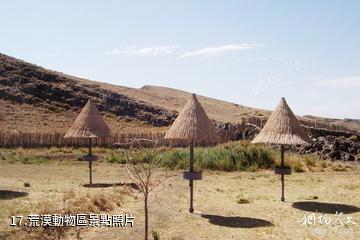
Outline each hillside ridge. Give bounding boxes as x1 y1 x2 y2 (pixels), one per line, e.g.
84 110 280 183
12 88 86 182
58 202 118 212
0 53 174 132
0 52 359 133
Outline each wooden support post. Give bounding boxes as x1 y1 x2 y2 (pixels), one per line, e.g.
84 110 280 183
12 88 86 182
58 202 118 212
89 138 93 185
189 139 194 213
280 144 285 202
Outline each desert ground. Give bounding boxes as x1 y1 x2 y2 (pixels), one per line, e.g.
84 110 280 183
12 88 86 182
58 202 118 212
0 148 359 240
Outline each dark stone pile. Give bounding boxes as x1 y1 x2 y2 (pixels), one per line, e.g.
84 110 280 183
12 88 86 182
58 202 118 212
220 122 360 161
298 135 359 161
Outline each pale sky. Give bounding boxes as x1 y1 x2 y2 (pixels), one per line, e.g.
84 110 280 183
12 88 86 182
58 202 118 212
1 0 359 119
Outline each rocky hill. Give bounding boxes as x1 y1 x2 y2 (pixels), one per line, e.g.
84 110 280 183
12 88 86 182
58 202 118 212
0 52 359 135
0 53 174 132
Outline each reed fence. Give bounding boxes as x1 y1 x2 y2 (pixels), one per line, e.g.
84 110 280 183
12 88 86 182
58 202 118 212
0 117 357 148
0 132 166 148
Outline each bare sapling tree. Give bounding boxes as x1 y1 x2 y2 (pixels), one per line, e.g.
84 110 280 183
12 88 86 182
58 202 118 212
125 139 174 240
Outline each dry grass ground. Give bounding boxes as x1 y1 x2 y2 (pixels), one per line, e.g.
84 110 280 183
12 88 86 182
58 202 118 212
0 152 359 240
0 99 167 133
99 84 269 123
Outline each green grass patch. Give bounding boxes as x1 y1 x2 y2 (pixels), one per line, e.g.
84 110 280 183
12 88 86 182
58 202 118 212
0 149 50 164
160 141 275 172
102 141 275 172
1 141 353 173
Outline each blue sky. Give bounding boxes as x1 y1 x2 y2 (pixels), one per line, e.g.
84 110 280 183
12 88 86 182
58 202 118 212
1 0 360 119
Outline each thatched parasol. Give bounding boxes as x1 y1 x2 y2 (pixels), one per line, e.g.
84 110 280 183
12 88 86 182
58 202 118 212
65 99 112 185
164 94 219 143
164 93 219 213
64 100 111 138
251 97 311 201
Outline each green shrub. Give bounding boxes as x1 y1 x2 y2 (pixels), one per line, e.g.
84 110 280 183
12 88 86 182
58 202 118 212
159 141 275 172
19 155 49 164
0 141 275 172
105 150 127 164
161 149 188 169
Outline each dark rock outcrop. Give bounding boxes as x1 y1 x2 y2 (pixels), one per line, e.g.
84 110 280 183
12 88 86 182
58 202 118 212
297 135 359 161
220 120 360 162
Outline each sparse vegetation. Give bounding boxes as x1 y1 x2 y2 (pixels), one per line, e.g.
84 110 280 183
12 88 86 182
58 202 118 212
4 187 128 240
292 160 306 173
0 141 356 173
305 195 319 200
161 141 275 172
349 135 358 142
105 150 127 164
337 136 346 141
152 230 161 240
1 160 359 240
125 140 174 240
331 162 348 171
237 197 251 204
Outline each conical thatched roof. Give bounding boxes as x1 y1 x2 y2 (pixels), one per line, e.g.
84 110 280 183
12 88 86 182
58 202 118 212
251 97 311 145
64 100 111 138
164 94 219 143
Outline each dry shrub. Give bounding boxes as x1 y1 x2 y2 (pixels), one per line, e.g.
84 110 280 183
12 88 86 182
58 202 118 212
62 189 75 203
65 189 125 214
91 194 114 212
331 162 348 171
65 195 98 214
12 199 68 240
10 188 128 240
237 198 251 204
292 160 306 172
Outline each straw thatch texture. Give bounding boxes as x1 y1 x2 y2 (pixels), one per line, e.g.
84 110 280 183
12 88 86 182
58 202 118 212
164 94 219 143
64 100 111 138
251 97 311 145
